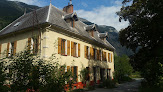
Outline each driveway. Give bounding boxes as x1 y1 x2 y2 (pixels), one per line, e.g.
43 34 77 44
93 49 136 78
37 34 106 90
88 78 143 92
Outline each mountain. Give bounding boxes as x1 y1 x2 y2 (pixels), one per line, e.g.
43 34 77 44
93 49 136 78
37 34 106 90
79 18 133 56
0 0 133 56
0 0 39 30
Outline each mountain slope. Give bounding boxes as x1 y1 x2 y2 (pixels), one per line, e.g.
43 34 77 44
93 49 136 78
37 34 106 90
79 18 133 56
0 0 39 30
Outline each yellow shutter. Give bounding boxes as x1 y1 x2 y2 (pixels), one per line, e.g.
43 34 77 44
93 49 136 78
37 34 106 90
84 46 87 58
6 43 10 57
67 66 70 72
71 66 74 75
90 47 94 59
58 38 62 54
76 66 78 82
78 43 80 57
104 52 106 61
0 44 1 57
108 53 110 62
67 40 70 56
71 41 74 56
111 53 113 62
28 38 31 51
37 36 40 51
13 41 17 56
97 50 99 60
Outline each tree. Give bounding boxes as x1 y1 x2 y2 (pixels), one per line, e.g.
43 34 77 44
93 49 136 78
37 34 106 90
117 0 163 86
114 55 133 83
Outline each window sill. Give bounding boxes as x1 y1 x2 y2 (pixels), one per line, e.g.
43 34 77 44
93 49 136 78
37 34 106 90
61 54 67 56
73 56 78 58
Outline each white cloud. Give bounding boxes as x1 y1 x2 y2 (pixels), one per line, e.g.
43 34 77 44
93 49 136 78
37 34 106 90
8 0 46 6
75 5 129 31
81 2 88 7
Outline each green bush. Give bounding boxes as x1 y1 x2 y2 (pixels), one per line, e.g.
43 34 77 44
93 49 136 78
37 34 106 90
3 50 71 92
0 61 10 92
114 55 133 83
101 78 116 88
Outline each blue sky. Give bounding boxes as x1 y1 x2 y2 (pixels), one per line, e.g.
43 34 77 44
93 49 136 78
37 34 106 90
9 0 129 31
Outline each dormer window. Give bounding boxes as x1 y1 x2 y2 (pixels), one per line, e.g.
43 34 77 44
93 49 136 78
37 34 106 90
85 24 97 37
64 12 78 28
98 33 108 41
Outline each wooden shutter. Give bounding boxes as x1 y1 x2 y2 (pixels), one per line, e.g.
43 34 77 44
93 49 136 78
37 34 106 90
58 38 62 54
28 38 31 50
108 53 110 62
111 53 113 62
6 43 10 57
76 66 78 82
71 66 74 75
13 41 17 56
71 41 74 56
67 40 70 56
37 36 40 51
78 43 80 57
67 66 70 72
0 44 1 57
97 50 99 60
90 47 93 59
84 45 87 58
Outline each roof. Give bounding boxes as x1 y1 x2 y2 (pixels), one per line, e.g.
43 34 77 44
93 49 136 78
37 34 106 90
0 4 115 51
98 33 108 38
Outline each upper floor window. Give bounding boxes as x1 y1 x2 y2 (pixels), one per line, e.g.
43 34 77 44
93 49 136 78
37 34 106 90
58 38 70 56
7 41 17 57
61 39 67 55
28 36 39 54
108 53 111 62
94 49 97 60
71 41 80 57
85 46 90 59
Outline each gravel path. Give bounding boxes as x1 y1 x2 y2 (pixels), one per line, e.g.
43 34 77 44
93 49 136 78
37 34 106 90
88 78 143 92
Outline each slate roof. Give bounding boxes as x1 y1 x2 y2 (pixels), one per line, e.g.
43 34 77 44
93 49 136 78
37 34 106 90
98 33 108 38
0 4 115 51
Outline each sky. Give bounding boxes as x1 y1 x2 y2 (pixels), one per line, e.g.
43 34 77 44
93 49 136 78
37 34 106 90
9 0 129 31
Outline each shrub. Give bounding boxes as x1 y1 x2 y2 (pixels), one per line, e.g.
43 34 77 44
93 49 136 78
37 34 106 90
114 55 133 83
99 77 116 88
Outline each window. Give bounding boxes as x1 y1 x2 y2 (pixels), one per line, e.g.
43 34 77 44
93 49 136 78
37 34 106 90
108 53 111 62
61 39 67 55
85 46 90 59
32 37 39 54
7 41 17 57
94 49 97 60
71 66 78 82
89 30 94 37
71 19 75 28
73 42 78 57
99 50 102 61
58 38 70 56
71 41 80 57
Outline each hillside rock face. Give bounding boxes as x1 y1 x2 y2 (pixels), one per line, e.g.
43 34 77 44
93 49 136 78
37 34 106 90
79 18 133 56
0 1 133 56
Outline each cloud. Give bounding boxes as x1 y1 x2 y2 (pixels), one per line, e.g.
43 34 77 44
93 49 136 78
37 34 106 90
75 5 129 31
8 0 47 6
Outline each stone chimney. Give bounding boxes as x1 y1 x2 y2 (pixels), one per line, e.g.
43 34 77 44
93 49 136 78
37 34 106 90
63 0 73 14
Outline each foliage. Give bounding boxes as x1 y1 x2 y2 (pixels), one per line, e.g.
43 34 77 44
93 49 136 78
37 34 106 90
114 55 133 83
80 67 89 83
0 61 10 92
117 0 163 86
1 50 71 92
129 71 141 78
99 77 116 88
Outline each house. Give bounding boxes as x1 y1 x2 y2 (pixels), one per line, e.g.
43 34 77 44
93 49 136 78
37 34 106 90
0 1 115 89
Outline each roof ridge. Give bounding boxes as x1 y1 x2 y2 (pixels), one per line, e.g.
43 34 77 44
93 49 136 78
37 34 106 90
46 4 52 22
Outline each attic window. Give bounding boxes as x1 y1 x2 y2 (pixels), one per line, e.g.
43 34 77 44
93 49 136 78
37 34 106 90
14 22 20 27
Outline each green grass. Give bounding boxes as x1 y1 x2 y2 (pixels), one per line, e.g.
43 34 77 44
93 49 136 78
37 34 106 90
130 71 142 78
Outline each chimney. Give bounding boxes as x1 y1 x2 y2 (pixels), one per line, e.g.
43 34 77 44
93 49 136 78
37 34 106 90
63 0 73 14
